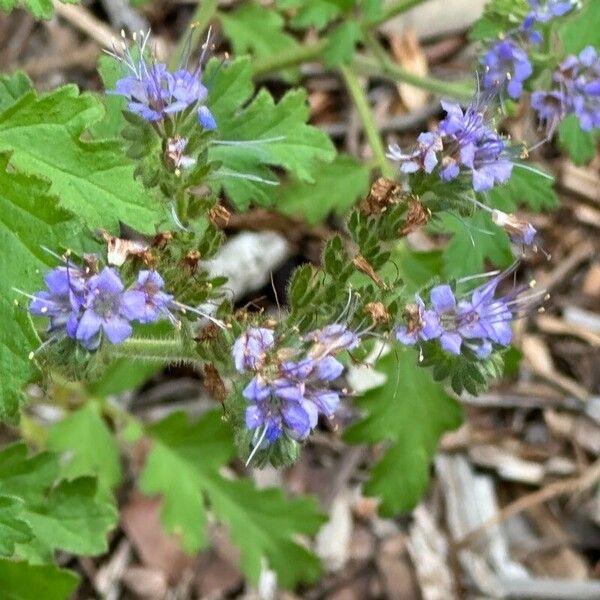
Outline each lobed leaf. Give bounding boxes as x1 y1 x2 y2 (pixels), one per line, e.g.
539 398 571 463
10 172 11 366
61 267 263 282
206 58 335 209
0 153 86 421
47 404 122 492
140 410 325 587
0 443 117 559
0 559 78 600
0 85 163 232
277 154 370 224
345 351 462 515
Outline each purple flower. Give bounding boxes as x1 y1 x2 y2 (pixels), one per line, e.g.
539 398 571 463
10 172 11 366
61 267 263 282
29 265 86 338
232 328 275 373
482 40 533 100
108 31 217 129
307 324 360 356
456 278 514 347
388 132 443 175
531 91 568 135
524 0 574 26
395 294 442 346
75 267 146 350
134 270 174 323
315 355 344 381
491 209 537 246
242 376 312 443
544 46 600 133
438 100 514 192
394 266 544 358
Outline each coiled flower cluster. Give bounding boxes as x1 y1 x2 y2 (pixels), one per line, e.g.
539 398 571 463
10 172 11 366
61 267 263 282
388 97 513 192
107 30 217 130
232 325 359 459
395 265 546 359
27 253 204 351
533 46 600 134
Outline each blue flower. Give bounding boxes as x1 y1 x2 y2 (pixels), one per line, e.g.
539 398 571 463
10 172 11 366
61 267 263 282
482 39 533 100
75 267 146 350
438 100 513 192
307 324 360 355
394 266 544 358
524 0 574 25
108 31 217 129
232 327 275 373
387 132 443 175
395 294 442 346
134 270 174 323
29 265 86 338
531 90 568 135
491 209 537 246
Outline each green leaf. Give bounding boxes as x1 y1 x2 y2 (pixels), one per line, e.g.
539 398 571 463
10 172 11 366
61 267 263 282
0 0 79 20
389 244 444 294
440 211 513 278
323 21 363 67
558 114 598 166
0 72 32 112
485 164 559 212
220 3 301 82
277 154 370 224
208 476 324 587
47 404 122 491
345 351 462 515
206 58 335 209
88 359 161 397
0 153 85 421
89 55 127 139
140 411 235 553
559 0 600 53
0 559 78 600
0 443 117 558
0 497 32 555
277 0 353 30
0 85 163 232
140 411 325 587
22 477 117 555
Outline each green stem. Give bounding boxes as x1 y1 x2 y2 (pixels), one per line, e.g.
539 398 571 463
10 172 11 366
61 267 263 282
169 0 219 71
252 40 328 77
111 336 200 364
354 52 473 100
368 0 430 27
340 64 394 178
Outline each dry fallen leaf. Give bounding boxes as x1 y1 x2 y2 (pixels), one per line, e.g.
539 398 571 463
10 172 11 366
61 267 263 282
389 28 430 112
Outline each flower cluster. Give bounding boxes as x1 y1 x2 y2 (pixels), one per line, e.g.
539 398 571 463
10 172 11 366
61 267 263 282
232 325 359 457
481 1 576 100
533 46 600 134
28 256 186 351
388 97 513 192
107 30 216 130
395 266 544 359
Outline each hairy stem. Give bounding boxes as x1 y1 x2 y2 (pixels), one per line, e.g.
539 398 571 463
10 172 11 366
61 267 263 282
170 0 219 71
111 336 201 364
340 65 394 178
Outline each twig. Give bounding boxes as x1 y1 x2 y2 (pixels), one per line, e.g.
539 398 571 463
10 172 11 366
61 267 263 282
52 1 116 50
455 456 600 550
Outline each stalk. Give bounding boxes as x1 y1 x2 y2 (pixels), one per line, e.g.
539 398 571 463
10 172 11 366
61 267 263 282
340 65 394 178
